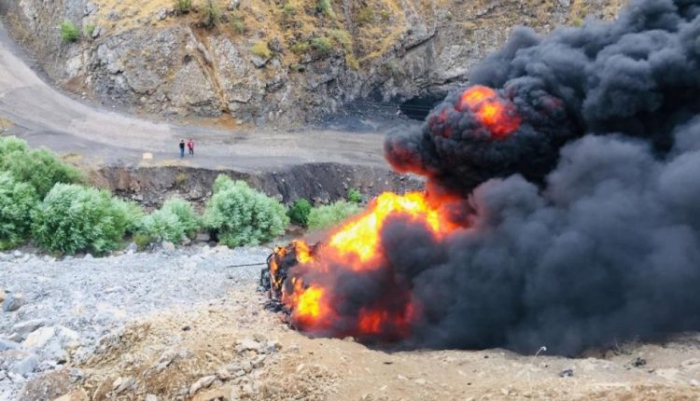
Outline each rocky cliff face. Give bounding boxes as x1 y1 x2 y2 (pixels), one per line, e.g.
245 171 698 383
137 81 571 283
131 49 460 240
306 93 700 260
3 0 622 127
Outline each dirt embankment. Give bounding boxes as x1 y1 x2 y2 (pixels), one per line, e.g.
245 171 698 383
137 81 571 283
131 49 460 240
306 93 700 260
89 162 424 207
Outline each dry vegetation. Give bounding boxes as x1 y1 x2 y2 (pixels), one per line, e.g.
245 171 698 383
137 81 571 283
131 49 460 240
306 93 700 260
25 284 700 401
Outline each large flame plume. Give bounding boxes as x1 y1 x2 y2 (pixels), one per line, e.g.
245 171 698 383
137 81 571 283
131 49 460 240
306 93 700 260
266 0 700 355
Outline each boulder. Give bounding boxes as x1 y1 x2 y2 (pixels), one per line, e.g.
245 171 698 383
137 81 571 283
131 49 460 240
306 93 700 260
23 326 56 349
11 355 39 376
12 319 48 341
3 293 26 312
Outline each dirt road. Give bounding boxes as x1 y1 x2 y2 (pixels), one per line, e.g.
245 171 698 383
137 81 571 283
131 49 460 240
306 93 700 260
0 19 400 171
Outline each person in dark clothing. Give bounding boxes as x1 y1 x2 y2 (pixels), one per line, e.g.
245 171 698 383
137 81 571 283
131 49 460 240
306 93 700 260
187 139 194 156
179 139 185 158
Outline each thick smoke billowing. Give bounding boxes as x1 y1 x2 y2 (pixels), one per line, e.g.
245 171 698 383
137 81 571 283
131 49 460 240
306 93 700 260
382 0 700 354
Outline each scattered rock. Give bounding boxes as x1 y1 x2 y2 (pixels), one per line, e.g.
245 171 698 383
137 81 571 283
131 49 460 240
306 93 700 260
216 367 232 381
0 253 12 262
227 0 240 11
84 254 93 260
632 357 646 367
559 369 574 377
12 319 48 341
236 338 260 353
91 26 102 39
161 241 176 252
3 293 25 312
112 376 136 394
126 242 138 253
0 287 5 302
690 379 699 387
189 375 216 395
240 360 253 373
145 394 158 401
53 389 89 401
69 368 84 383
0 338 21 351
23 326 56 349
84 2 98 16
10 355 39 376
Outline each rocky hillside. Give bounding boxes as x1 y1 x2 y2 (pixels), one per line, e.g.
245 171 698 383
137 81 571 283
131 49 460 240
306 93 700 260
3 0 622 126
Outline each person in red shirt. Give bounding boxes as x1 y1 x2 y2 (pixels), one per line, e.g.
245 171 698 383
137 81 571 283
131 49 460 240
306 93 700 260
187 139 194 157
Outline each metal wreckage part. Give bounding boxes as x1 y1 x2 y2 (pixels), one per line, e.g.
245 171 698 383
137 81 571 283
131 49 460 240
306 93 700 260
258 241 319 313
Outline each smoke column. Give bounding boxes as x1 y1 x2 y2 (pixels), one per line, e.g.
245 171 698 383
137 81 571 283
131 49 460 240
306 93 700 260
381 0 700 355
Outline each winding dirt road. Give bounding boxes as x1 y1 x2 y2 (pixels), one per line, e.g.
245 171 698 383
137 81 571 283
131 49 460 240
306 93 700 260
0 20 396 171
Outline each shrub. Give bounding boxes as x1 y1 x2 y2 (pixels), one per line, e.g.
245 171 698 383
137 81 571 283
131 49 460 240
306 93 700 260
203 176 289 247
346 188 362 204
202 0 222 29
328 29 352 51
308 200 362 230
174 0 193 14
346 54 359 70
60 20 80 43
133 232 153 250
0 147 82 199
287 198 312 227
85 24 96 38
356 7 374 25
251 41 272 59
32 184 132 255
0 137 82 199
231 15 246 34
282 3 297 16
290 41 310 55
0 173 38 250
316 0 336 18
311 37 333 56
111 199 144 235
137 198 200 244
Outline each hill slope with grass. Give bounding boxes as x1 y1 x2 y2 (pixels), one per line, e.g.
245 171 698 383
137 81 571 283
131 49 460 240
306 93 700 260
3 0 622 126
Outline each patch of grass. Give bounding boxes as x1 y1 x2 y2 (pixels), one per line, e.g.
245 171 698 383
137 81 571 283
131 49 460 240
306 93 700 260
202 0 222 29
308 200 362 231
290 63 304 72
230 15 246 34
174 0 193 14
282 3 297 16
572 17 583 27
133 232 153 250
290 41 310 55
346 54 359 70
84 24 96 38
311 36 333 56
316 0 336 18
251 41 272 59
60 20 80 43
380 9 391 21
356 6 374 25
328 29 352 51
175 172 188 188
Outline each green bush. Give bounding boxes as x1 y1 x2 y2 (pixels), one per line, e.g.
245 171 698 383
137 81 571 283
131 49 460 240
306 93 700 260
174 0 193 14
133 232 153 250
60 20 80 43
31 184 132 255
328 29 352 51
282 3 297 16
290 41 310 55
251 41 272 59
85 24 96 38
202 0 222 29
0 136 82 199
311 37 333 56
203 175 289 247
231 16 246 34
308 200 362 230
0 173 38 250
287 198 312 227
137 198 200 244
111 199 144 235
346 188 362 203
316 0 336 18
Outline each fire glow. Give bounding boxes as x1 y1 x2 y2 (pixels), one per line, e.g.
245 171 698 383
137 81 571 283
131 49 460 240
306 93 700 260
458 85 521 139
267 191 462 340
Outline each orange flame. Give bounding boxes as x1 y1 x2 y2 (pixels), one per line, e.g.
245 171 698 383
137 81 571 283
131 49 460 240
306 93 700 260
458 85 521 139
274 191 463 339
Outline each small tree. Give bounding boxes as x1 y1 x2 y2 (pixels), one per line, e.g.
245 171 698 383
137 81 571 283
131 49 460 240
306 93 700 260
287 198 312 227
60 20 80 43
308 200 362 230
0 173 38 250
202 0 222 29
346 188 362 204
137 198 200 245
174 0 193 14
204 176 289 247
32 184 133 255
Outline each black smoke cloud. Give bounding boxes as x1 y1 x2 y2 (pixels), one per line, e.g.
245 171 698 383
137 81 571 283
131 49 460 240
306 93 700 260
381 0 700 354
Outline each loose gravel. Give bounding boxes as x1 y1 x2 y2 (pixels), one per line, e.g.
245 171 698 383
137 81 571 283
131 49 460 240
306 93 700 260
0 245 271 400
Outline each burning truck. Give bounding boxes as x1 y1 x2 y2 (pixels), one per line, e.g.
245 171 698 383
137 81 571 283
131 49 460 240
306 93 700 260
261 0 700 356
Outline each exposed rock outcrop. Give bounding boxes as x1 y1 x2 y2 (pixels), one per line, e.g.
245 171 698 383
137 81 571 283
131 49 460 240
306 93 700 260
2 0 622 126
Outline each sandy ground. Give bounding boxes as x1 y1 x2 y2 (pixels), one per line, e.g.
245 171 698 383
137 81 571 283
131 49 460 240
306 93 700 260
16 284 700 401
0 19 410 172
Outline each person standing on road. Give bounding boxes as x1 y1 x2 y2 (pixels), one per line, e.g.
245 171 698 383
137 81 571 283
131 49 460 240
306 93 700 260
187 138 195 157
179 139 185 159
